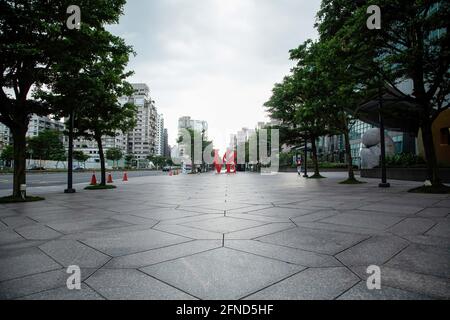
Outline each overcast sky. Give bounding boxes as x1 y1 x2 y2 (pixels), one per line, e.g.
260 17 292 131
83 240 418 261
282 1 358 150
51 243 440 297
109 0 321 151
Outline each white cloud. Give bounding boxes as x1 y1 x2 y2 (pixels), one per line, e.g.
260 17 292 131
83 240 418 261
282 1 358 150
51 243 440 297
109 0 321 151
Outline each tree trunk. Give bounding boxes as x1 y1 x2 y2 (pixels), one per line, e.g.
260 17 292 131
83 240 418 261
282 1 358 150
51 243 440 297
421 120 441 186
12 127 28 198
95 135 106 186
343 128 355 180
311 137 320 177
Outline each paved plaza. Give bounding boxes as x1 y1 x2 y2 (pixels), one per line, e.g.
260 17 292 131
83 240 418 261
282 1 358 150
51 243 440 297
0 172 449 300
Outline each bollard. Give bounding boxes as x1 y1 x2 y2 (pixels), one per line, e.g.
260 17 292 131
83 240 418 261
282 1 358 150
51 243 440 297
20 184 27 200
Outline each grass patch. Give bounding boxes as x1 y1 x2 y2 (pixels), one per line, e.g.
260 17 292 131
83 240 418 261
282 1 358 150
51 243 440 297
308 174 327 179
0 196 45 204
408 185 450 194
84 185 117 190
339 178 367 185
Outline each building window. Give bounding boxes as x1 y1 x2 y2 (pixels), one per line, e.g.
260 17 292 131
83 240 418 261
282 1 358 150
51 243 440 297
440 128 450 146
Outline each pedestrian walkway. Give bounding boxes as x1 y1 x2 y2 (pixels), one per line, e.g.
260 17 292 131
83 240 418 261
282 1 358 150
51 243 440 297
0 172 449 300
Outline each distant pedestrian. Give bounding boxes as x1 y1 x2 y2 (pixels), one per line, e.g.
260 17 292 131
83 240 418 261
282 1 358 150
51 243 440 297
296 158 303 176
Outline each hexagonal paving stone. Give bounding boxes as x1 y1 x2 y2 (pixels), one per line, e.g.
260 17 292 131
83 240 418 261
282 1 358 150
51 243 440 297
225 240 340 267
105 240 222 268
15 225 62 240
338 282 431 300
82 229 191 257
40 240 110 268
182 217 267 234
141 248 304 300
385 244 450 278
257 227 368 255
0 247 62 282
319 213 402 231
86 269 195 300
20 284 104 300
245 267 359 300
336 236 409 267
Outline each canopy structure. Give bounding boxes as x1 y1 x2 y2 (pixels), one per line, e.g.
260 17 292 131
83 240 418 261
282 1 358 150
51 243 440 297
356 85 423 134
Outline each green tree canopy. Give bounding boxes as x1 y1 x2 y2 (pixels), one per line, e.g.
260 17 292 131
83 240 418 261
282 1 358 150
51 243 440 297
316 0 450 185
1 145 14 162
43 28 137 186
73 151 89 168
106 147 123 168
27 130 65 163
0 0 129 198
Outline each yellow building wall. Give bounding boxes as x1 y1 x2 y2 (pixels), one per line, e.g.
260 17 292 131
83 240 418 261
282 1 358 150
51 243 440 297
418 108 450 166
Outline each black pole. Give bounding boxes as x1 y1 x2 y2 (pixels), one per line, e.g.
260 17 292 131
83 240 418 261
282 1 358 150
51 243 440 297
378 88 390 188
303 136 309 178
201 129 205 173
65 110 76 194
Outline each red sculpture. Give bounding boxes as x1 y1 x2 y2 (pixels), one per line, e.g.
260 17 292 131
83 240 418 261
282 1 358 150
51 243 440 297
212 149 237 174
213 149 222 173
223 149 237 174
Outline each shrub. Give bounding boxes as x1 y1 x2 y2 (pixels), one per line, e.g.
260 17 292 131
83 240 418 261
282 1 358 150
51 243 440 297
385 153 426 167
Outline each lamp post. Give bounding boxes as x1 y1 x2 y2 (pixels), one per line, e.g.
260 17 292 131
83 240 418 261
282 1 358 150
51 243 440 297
201 129 205 173
65 110 76 194
303 136 309 178
378 87 390 188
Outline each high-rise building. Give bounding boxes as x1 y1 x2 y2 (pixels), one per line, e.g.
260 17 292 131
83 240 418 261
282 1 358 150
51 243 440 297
74 83 159 166
156 114 165 156
26 115 65 138
177 116 208 159
163 129 171 158
0 123 11 152
178 116 208 134
123 83 158 160
74 135 126 165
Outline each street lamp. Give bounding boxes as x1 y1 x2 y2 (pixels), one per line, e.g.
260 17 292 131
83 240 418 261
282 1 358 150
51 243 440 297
201 129 205 172
378 87 390 188
65 110 76 194
303 136 309 178
349 63 391 188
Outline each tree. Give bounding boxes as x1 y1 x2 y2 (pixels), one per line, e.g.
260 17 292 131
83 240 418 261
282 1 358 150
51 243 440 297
125 154 135 169
106 148 123 169
290 39 368 183
316 0 450 187
73 151 89 168
0 0 128 199
42 27 136 187
27 130 65 167
177 129 212 172
52 149 67 169
1 145 13 167
74 89 136 186
265 47 332 179
147 155 167 170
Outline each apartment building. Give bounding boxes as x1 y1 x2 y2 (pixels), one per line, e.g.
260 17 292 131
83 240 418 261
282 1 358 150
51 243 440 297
156 114 165 156
26 115 65 138
122 83 158 160
177 116 208 159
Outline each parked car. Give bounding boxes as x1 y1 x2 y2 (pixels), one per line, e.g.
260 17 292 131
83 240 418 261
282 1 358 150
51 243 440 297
162 166 171 172
74 167 85 172
29 166 46 171
182 163 192 174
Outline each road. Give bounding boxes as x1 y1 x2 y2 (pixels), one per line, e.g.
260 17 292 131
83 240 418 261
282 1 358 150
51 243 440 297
0 170 166 190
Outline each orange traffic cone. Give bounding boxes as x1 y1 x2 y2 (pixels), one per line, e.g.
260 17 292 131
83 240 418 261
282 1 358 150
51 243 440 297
90 172 97 185
107 172 113 184
123 172 128 182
